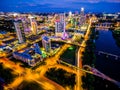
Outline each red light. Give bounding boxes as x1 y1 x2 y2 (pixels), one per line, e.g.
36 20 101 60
55 19 60 22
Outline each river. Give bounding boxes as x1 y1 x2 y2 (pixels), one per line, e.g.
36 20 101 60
95 29 120 89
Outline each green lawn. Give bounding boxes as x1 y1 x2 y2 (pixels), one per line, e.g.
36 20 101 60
60 46 77 65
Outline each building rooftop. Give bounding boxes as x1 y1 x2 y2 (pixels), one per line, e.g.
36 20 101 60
42 36 50 42
14 44 42 60
14 52 32 60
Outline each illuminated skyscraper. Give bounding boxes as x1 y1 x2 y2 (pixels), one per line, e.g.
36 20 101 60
42 36 51 53
55 13 68 38
69 11 72 17
55 20 62 37
29 15 38 35
79 7 86 25
14 20 26 43
80 7 84 16
22 18 31 33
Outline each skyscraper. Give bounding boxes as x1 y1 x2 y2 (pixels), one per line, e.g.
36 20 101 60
28 15 38 35
79 7 86 25
22 17 31 33
14 20 26 43
55 20 62 36
55 13 68 38
80 7 84 16
42 36 51 53
69 11 72 18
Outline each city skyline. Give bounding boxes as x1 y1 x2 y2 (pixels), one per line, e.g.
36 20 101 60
0 1 120 90
0 0 120 13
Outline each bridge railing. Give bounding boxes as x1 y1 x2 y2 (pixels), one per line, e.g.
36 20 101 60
96 51 120 60
59 60 120 87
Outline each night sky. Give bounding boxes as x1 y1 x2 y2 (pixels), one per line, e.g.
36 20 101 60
0 0 120 13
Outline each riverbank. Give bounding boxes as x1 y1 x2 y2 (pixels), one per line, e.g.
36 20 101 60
112 28 120 47
95 29 120 89
81 26 120 90
81 27 96 90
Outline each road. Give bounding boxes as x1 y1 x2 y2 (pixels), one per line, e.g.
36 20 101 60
0 44 72 90
0 18 92 90
76 18 92 90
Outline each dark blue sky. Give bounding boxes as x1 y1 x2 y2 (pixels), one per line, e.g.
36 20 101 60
0 0 120 13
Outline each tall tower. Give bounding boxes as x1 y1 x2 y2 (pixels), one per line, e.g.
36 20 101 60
28 15 38 35
69 11 72 18
55 21 61 36
55 13 68 38
22 17 31 33
80 7 84 16
14 20 26 43
79 7 86 25
42 36 51 53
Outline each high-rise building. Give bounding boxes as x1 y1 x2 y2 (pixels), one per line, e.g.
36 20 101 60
42 36 51 53
55 21 63 36
79 7 86 25
22 17 31 33
69 11 72 18
14 20 26 43
79 16 86 25
28 15 38 35
31 21 37 35
80 7 84 16
75 11 79 15
55 13 67 38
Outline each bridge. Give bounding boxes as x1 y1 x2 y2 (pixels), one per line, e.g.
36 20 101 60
96 51 120 60
59 60 120 88
92 23 114 30
51 38 86 48
83 65 120 88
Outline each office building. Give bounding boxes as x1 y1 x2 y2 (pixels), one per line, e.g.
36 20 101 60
14 20 26 43
13 47 42 66
69 11 72 18
29 15 38 35
42 36 51 53
13 51 34 66
79 7 86 25
80 7 84 16
55 21 63 37
55 13 68 38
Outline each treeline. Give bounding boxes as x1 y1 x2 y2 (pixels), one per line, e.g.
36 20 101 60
45 68 76 89
81 27 96 90
112 29 120 47
82 27 96 66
